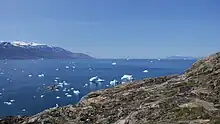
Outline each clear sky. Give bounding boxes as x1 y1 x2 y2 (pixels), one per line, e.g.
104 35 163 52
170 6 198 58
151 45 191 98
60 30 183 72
0 0 219 58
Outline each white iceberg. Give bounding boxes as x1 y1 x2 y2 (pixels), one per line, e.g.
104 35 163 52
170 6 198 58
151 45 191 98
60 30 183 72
0 93 2 95
0 72 4 75
112 62 117 65
84 84 88 87
110 79 118 86
22 109 26 112
56 68 59 71
28 74 32 77
89 76 98 82
55 104 59 108
63 88 67 92
4 102 12 105
55 77 60 80
10 100 15 102
56 96 60 99
71 88 74 90
66 94 72 97
97 78 105 82
73 90 80 95
143 70 149 73
121 75 133 81
40 95 44 98
38 74 45 78
65 66 69 69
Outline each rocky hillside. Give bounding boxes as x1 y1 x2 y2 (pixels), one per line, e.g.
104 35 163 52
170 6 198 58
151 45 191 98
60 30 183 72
1 52 220 124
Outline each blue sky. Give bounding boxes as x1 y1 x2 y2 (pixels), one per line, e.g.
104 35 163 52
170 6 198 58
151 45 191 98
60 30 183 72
0 0 219 58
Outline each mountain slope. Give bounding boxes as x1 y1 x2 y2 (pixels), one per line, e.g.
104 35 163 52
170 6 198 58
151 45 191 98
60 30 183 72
0 41 93 59
1 52 220 124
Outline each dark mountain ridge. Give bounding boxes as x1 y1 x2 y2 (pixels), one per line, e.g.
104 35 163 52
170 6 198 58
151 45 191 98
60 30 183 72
0 41 93 59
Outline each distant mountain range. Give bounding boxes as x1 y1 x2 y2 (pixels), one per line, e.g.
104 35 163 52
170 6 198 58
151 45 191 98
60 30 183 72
165 56 199 60
0 41 93 59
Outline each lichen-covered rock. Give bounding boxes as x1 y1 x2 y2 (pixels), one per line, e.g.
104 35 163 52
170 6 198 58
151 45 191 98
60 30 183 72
1 52 220 124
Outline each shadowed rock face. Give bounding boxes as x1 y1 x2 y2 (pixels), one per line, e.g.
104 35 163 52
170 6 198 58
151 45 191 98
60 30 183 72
1 52 220 124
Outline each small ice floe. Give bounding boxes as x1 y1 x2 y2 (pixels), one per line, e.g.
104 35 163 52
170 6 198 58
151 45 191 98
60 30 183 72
65 66 69 69
110 79 118 86
112 62 117 65
21 70 25 73
97 78 105 82
22 109 26 112
72 66 75 69
71 88 74 90
63 88 67 92
6 78 10 81
55 77 60 80
89 68 92 71
150 60 153 63
33 96 36 98
40 95 44 98
56 68 59 71
4 102 12 105
83 84 88 87
106 85 109 87
66 94 72 97
63 81 69 86
54 79 58 82
121 75 133 81
142 70 149 73
2 88 5 91
0 93 2 95
157 59 161 61
56 96 60 99
57 83 63 87
10 100 15 102
0 72 4 75
38 74 45 78
55 104 59 108
73 90 80 95
89 76 98 82
28 74 32 77
55 89 59 91
13 68 17 71
65 93 69 96
67 89 70 92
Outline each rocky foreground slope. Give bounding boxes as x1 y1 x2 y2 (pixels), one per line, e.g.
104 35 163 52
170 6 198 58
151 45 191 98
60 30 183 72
1 53 220 124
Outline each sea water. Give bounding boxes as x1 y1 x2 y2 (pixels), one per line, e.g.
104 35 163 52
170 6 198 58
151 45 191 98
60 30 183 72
0 59 195 117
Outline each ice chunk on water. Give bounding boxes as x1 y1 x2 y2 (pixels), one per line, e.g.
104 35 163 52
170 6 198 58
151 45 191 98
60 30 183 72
73 90 80 95
143 70 148 73
0 93 2 95
71 88 74 90
63 88 67 92
10 100 15 102
56 96 60 99
97 78 105 82
89 76 98 82
121 75 133 81
110 79 118 86
56 68 59 71
0 72 4 75
65 66 69 69
22 109 26 112
40 95 44 98
65 93 69 95
72 66 75 69
28 74 32 77
55 104 59 107
38 74 45 78
55 77 60 80
84 84 88 87
4 102 12 105
66 94 72 97
112 62 117 65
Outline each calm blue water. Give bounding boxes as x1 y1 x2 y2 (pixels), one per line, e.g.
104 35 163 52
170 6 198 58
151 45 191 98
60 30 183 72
0 59 196 117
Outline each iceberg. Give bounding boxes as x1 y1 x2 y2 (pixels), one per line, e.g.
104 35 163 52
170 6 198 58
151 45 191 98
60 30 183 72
143 70 149 73
73 90 80 95
110 79 118 86
97 78 105 82
56 96 60 99
121 75 133 81
4 102 12 105
89 76 98 82
112 62 117 65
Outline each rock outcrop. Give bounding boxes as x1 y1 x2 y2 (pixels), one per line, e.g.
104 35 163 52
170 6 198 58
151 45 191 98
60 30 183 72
1 52 220 124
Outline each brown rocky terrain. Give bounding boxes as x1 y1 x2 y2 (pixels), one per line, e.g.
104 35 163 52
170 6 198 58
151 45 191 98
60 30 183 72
1 52 220 124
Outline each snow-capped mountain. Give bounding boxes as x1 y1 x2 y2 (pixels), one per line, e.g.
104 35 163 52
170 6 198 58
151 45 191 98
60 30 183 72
0 41 93 59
